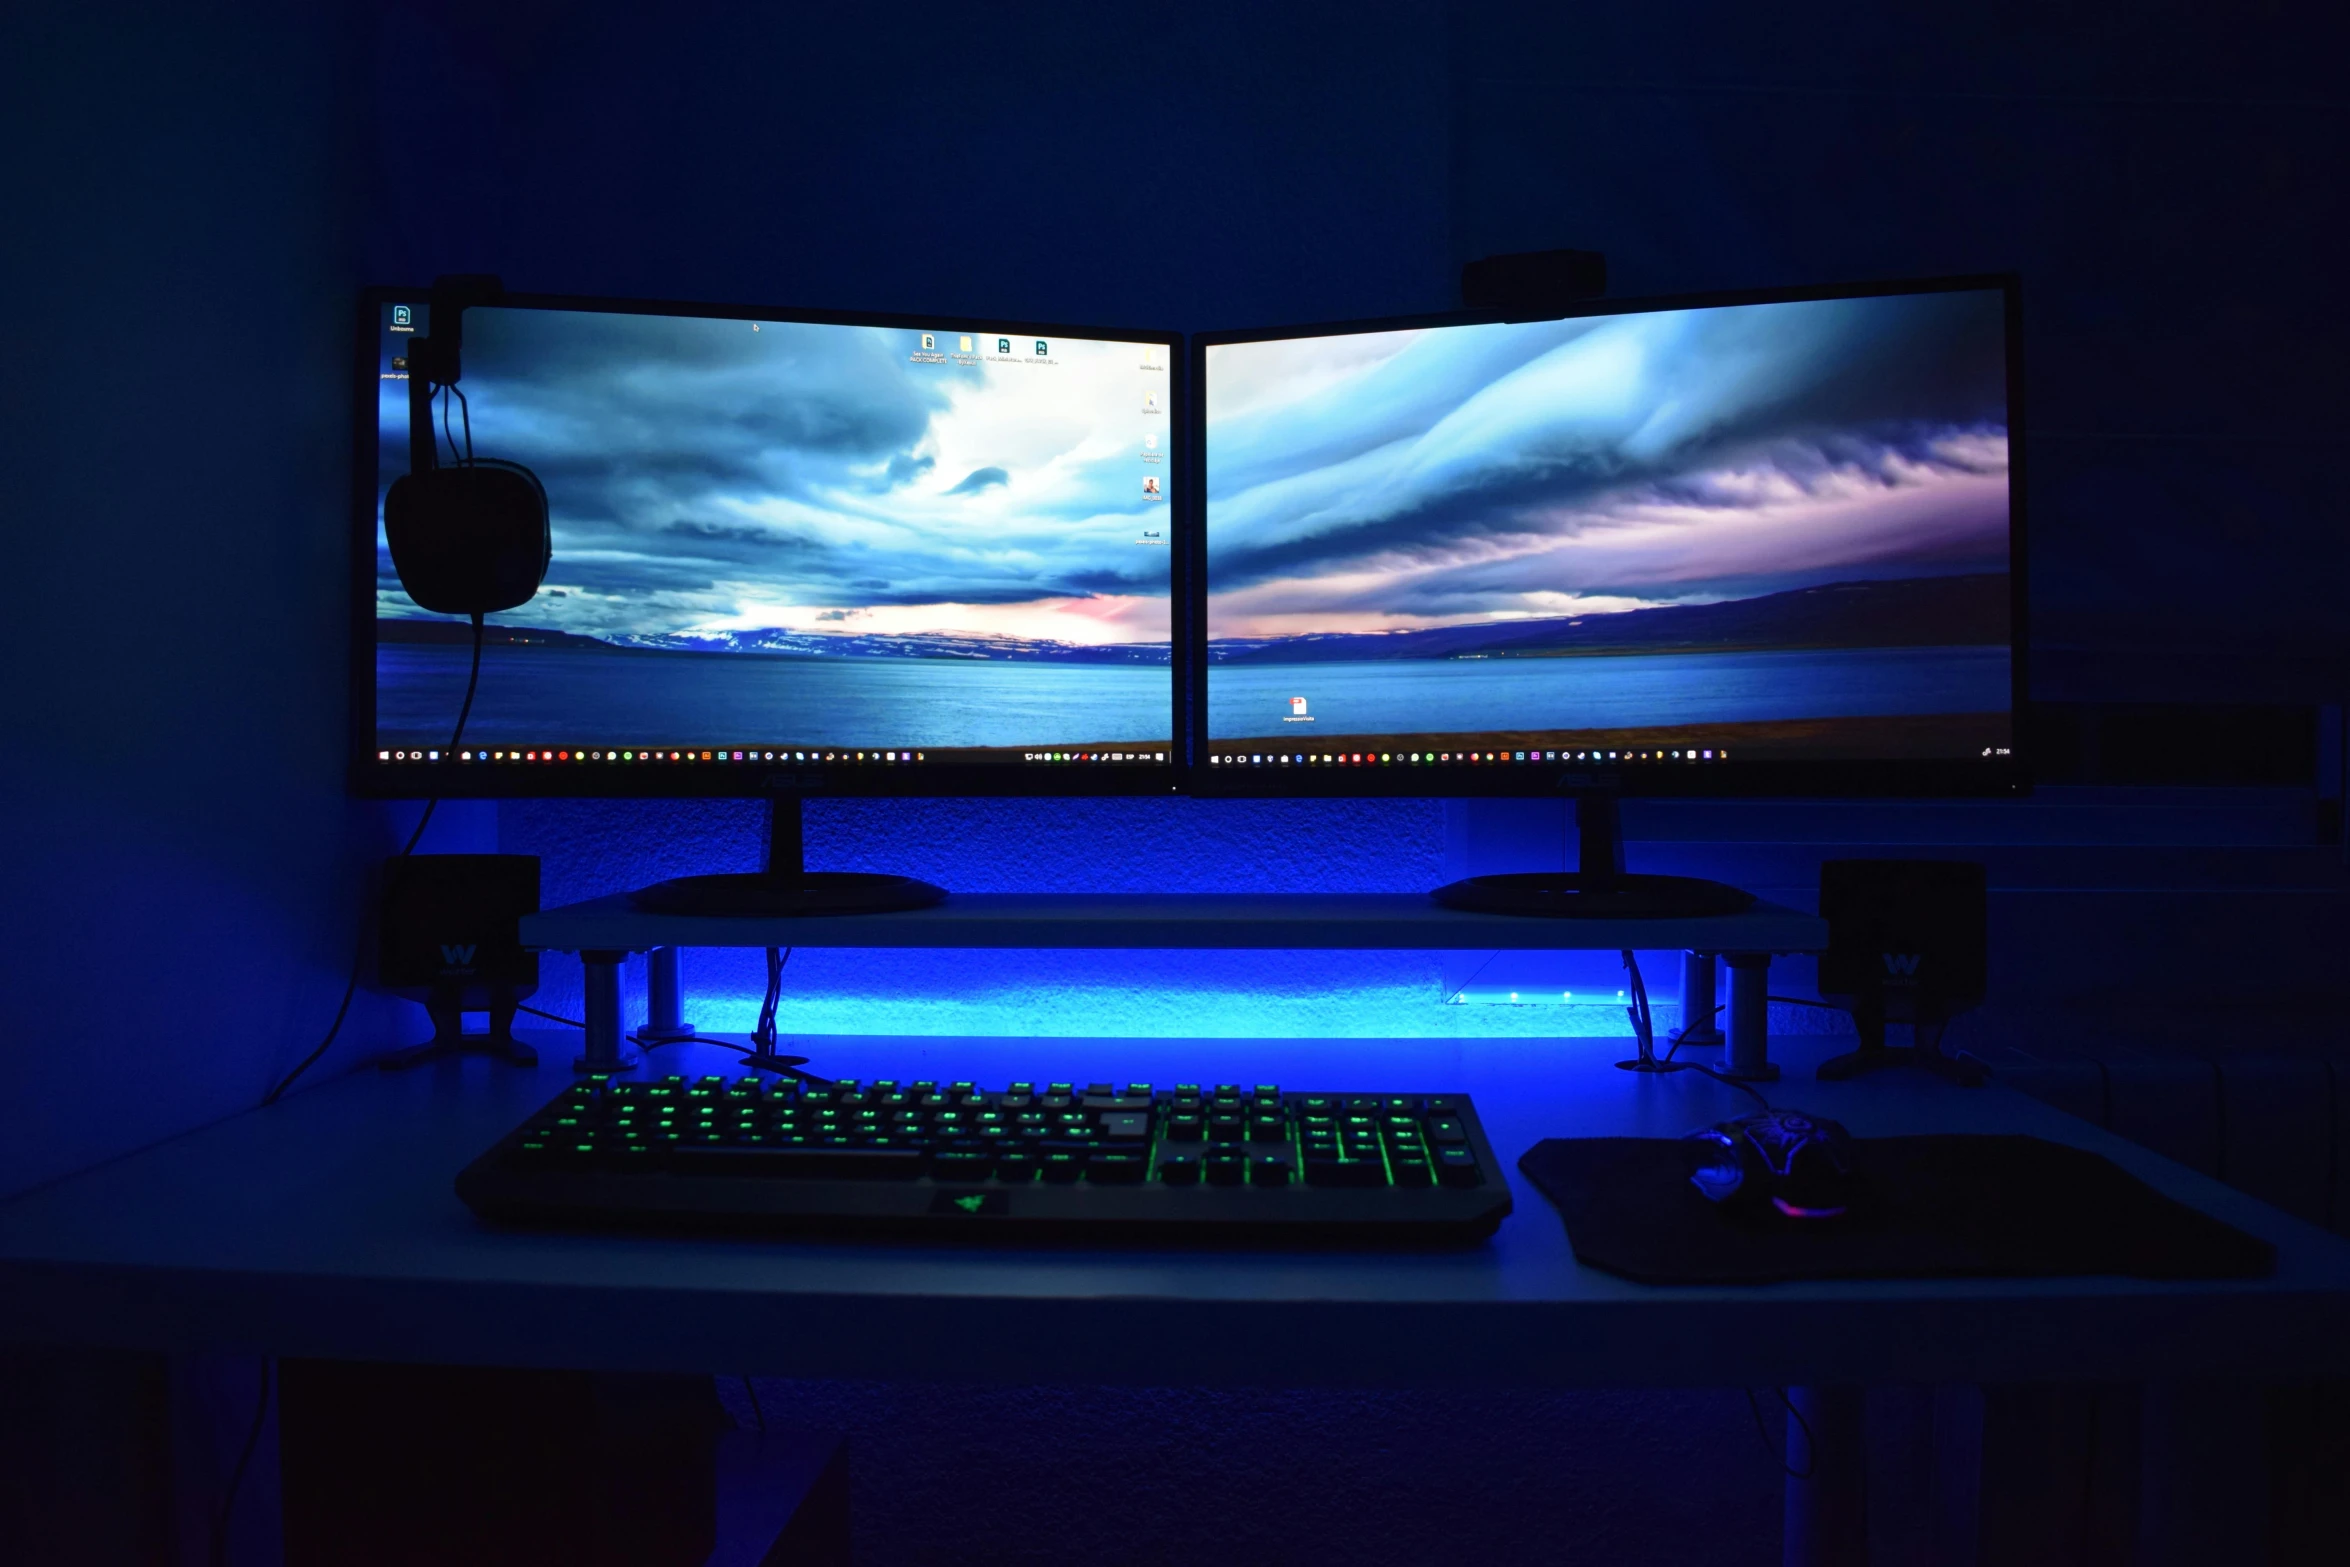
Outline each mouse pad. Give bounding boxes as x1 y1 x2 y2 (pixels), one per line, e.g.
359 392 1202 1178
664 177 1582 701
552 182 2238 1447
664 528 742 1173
1518 1135 2274 1285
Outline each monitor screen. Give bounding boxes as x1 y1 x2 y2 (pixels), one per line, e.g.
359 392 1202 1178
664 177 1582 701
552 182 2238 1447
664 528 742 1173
359 294 1180 796
1196 279 2022 795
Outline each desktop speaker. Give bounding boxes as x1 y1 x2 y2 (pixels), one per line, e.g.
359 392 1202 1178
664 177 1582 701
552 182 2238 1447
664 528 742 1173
1815 858 1988 1085
377 854 541 1070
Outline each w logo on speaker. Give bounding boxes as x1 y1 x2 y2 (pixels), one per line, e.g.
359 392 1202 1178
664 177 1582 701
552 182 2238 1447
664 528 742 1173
439 944 478 968
1882 952 1922 976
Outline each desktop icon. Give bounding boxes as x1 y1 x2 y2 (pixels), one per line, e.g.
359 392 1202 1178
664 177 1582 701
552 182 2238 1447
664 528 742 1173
1143 393 1161 414
1034 340 1049 356
391 304 411 327
920 333 936 350
1291 697 1309 716
1142 344 1163 368
959 335 974 353
1143 476 1160 497
998 337 1012 354
1143 431 1158 451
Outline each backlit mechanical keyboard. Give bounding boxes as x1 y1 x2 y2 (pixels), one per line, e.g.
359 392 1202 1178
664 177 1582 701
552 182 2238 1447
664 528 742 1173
456 1074 1514 1243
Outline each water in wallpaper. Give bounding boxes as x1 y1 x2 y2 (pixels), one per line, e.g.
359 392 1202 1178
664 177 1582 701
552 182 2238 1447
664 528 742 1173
1204 288 2013 760
375 306 1175 754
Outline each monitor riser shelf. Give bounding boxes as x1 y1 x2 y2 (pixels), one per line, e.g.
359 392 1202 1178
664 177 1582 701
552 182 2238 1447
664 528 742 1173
520 893 1827 1082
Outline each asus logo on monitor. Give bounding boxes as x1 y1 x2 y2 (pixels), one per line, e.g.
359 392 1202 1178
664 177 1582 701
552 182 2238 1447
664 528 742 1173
761 770 831 792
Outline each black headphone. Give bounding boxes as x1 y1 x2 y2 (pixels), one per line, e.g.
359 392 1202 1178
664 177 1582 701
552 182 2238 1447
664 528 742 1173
383 275 551 617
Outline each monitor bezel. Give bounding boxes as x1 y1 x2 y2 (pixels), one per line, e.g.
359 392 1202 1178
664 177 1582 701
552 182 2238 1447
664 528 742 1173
351 286 1188 801
1185 273 2029 800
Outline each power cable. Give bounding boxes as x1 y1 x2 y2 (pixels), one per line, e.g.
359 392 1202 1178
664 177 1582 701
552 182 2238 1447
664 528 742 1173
1686 1061 1773 1110
1744 1386 1816 1479
210 1359 273 1567
753 946 791 1053
263 613 484 1107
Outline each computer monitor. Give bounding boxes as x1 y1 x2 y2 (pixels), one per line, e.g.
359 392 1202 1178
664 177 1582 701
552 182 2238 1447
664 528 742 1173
1192 276 2024 807
357 289 1181 802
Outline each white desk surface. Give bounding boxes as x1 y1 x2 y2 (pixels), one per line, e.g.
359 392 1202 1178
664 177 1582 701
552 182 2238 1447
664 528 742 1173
1 1031 2344 1390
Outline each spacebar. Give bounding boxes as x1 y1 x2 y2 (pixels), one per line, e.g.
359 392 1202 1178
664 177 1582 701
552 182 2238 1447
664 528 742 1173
671 1146 925 1180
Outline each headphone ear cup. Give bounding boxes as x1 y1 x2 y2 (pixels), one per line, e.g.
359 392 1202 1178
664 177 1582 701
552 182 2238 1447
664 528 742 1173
385 461 549 616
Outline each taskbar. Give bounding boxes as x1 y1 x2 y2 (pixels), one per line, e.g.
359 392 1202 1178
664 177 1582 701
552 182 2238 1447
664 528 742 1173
1209 744 1728 768
374 744 1172 766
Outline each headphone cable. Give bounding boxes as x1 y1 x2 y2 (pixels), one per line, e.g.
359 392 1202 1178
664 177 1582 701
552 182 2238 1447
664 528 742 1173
263 612 484 1106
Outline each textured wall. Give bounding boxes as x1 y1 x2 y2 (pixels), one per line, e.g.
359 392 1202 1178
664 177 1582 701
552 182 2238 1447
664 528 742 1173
1447 0 2346 706
0 0 389 1195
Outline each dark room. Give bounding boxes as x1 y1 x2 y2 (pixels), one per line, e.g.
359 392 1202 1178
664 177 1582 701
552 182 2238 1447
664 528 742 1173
2 1 2344 1563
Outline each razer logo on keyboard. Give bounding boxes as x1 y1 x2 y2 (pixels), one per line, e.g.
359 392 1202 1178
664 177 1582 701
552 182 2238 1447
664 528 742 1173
929 1190 1009 1218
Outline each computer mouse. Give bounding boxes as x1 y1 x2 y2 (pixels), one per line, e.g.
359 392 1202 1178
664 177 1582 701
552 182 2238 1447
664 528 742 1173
1685 1109 1856 1219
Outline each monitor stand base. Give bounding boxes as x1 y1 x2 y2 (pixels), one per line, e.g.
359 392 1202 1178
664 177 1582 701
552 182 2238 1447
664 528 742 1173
1433 871 1755 919
627 871 945 918
1428 798 1756 919
623 798 946 917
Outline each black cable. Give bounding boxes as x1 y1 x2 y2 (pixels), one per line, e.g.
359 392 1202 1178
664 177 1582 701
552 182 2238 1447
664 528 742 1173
396 797 441 858
1744 1386 1816 1480
1619 950 1690 1072
753 946 791 1053
439 382 458 466
518 1003 585 1029
1623 950 1655 1062
1686 1061 1774 1109
264 615 484 1107
1768 995 1844 1011
211 1359 272 1567
742 1376 767 1432
634 1034 750 1058
623 1031 832 1083
450 381 473 463
1664 1003 1723 1062
443 610 485 752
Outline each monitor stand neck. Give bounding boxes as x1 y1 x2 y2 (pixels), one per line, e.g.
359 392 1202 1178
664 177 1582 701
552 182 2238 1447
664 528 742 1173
766 796 805 881
1575 795 1624 886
